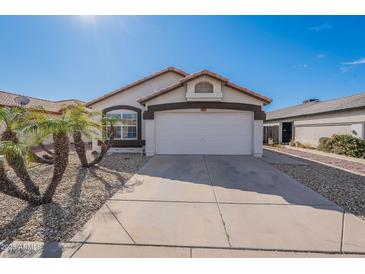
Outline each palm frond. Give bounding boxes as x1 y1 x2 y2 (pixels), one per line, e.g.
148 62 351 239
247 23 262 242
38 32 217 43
0 140 31 166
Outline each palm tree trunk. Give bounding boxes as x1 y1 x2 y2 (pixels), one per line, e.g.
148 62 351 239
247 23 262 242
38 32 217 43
1 129 40 195
42 132 69 203
0 160 42 205
73 130 89 167
87 125 115 167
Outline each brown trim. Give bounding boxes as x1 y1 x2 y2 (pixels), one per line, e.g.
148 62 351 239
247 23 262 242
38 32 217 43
102 105 143 147
86 67 188 107
265 105 365 122
98 139 145 147
143 102 266 120
138 69 272 105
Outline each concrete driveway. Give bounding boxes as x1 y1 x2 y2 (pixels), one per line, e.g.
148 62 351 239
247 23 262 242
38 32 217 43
69 153 365 257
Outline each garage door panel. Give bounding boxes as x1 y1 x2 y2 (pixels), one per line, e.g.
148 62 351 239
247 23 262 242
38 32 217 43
155 112 252 155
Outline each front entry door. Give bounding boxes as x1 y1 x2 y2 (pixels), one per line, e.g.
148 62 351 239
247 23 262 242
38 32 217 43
282 122 293 143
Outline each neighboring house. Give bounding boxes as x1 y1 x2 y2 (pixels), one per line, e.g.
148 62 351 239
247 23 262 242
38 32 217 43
0 90 83 114
0 90 84 143
264 92 365 147
87 67 272 157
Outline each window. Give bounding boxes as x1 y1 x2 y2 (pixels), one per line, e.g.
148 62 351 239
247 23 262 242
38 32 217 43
106 113 121 120
106 126 122 139
195 81 213 93
105 111 137 140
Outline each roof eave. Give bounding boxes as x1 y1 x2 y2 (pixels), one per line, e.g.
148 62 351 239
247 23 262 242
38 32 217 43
265 105 365 122
86 67 188 107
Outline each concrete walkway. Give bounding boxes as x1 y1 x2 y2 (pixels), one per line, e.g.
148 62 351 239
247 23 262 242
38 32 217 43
3 154 365 257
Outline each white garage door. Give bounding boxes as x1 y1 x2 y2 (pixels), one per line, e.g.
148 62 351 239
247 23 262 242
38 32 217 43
155 111 253 155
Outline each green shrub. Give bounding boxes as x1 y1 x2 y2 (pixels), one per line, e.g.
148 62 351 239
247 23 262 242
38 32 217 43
332 134 365 158
318 137 334 152
317 134 365 158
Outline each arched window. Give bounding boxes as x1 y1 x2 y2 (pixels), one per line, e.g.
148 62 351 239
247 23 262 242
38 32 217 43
105 109 138 140
195 81 213 93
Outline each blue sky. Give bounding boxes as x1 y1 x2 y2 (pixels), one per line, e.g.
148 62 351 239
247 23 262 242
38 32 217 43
1 16 365 111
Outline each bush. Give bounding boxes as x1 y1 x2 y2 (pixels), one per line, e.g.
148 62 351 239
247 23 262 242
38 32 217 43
332 134 365 158
318 137 334 152
317 134 365 158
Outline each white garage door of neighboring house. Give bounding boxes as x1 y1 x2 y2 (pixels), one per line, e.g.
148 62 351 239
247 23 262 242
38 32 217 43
155 111 253 155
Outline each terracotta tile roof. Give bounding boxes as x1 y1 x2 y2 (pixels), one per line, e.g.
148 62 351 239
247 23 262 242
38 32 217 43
266 92 365 121
180 69 229 83
0 90 84 114
138 69 272 105
86 67 188 107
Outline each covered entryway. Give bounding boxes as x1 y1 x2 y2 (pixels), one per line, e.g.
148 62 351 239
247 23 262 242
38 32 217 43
155 111 253 155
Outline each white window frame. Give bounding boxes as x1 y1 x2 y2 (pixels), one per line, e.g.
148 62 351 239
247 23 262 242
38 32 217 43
105 110 138 140
194 81 214 93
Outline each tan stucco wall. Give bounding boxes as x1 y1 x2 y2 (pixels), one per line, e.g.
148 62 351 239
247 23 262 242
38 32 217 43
295 124 352 146
145 79 264 107
88 71 185 140
222 86 264 106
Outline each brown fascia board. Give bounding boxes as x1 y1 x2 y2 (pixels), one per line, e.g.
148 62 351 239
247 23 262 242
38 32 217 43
86 67 188 107
138 69 272 105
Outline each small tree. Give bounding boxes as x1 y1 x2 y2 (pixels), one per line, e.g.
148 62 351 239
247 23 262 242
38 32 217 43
0 108 73 205
65 104 117 168
0 107 40 195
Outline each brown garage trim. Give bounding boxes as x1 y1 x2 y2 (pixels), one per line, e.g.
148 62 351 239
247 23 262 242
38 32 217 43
97 139 145 147
143 102 266 120
102 105 143 147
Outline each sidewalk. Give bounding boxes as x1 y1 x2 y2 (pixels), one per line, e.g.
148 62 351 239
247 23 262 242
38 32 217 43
2 240 365 258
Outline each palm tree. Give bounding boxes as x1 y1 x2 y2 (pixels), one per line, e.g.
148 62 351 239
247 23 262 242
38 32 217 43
0 158 42 205
65 104 117 168
0 109 73 205
0 107 40 195
23 113 72 203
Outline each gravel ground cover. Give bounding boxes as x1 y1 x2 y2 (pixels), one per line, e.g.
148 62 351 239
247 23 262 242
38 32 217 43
266 149 365 220
267 146 365 175
0 152 149 241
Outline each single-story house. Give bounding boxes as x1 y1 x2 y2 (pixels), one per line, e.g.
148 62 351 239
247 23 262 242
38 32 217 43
0 90 83 114
0 90 84 143
264 92 365 147
86 67 272 157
